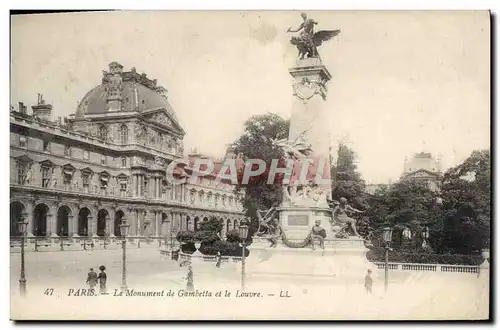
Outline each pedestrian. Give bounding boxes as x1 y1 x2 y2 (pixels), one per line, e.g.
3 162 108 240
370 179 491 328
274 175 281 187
215 251 222 268
97 265 107 294
86 268 98 291
364 269 373 294
185 265 194 292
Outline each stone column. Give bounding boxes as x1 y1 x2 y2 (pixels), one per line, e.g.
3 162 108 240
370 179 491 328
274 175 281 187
67 214 74 237
132 175 137 197
105 215 110 236
134 208 139 236
109 209 116 237
89 211 97 237
157 178 161 199
49 204 58 237
128 208 135 236
26 202 34 237
155 211 160 237
142 209 148 236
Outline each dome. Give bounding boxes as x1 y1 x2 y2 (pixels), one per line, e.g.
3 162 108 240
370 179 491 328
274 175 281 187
76 62 179 122
405 152 440 174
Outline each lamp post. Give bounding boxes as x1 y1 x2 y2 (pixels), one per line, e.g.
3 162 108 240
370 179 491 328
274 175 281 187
119 219 130 292
382 226 393 293
238 223 249 292
18 215 28 297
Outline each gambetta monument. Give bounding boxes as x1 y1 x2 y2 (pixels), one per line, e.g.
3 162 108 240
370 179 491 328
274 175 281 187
247 13 374 282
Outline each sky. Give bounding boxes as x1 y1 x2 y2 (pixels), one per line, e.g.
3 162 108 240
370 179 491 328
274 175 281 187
10 11 490 184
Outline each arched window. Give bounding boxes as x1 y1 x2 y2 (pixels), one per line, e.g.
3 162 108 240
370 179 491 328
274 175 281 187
119 124 128 145
99 125 108 141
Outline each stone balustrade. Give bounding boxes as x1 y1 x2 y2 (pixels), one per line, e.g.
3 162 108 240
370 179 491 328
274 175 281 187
10 236 166 252
160 249 243 264
372 261 482 274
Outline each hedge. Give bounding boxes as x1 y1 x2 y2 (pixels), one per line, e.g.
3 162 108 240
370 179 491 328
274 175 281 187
366 248 483 265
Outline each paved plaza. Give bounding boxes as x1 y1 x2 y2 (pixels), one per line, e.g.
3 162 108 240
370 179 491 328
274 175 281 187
10 248 489 320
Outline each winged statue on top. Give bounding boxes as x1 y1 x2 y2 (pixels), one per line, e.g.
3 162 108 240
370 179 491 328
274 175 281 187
287 12 341 60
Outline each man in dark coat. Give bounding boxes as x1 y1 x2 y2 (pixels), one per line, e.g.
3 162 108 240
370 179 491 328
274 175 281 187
86 268 98 290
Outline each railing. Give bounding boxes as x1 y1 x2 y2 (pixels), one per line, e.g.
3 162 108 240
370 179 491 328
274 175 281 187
9 236 166 252
160 250 243 264
372 262 480 274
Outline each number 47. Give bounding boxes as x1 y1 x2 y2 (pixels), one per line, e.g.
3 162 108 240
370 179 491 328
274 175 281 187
44 288 54 296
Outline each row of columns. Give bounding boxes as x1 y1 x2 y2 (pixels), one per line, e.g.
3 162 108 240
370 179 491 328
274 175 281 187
13 199 242 239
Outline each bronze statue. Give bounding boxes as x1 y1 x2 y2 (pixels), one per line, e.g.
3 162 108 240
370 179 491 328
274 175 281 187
331 197 364 237
287 12 341 59
310 220 326 250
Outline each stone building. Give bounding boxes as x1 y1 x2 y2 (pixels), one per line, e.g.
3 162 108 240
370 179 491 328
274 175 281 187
400 152 442 192
10 62 244 240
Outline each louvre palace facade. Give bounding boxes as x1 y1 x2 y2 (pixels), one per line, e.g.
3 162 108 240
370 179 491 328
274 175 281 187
10 61 244 242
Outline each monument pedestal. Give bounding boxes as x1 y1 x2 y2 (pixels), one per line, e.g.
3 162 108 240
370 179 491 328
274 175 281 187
278 206 333 241
247 237 375 283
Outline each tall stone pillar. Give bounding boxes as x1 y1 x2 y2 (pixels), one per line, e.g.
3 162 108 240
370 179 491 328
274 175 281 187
26 202 34 237
288 57 332 195
49 204 58 237
278 57 334 240
128 208 136 236
105 215 111 236
68 214 74 237
135 209 140 236
153 211 159 236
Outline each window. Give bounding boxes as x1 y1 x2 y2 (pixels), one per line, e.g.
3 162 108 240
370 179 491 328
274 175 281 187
17 162 28 184
63 172 72 188
120 180 127 192
41 166 51 188
101 155 106 165
100 175 108 190
99 125 108 141
121 157 127 167
119 124 128 145
83 150 89 161
19 136 27 148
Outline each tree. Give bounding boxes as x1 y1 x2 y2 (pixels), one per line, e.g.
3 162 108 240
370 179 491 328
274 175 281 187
437 149 491 254
331 143 368 210
233 113 290 234
365 180 441 250
176 217 246 256
330 143 371 236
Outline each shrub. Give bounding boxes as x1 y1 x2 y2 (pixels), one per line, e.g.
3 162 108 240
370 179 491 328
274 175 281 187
366 248 483 265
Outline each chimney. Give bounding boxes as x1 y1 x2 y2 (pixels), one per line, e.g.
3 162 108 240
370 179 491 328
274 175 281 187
105 61 124 112
31 94 52 121
18 102 27 114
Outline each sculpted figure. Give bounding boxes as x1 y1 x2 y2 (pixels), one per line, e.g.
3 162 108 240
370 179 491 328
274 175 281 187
272 130 313 160
310 220 326 250
24 165 33 185
287 12 341 59
331 197 364 237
